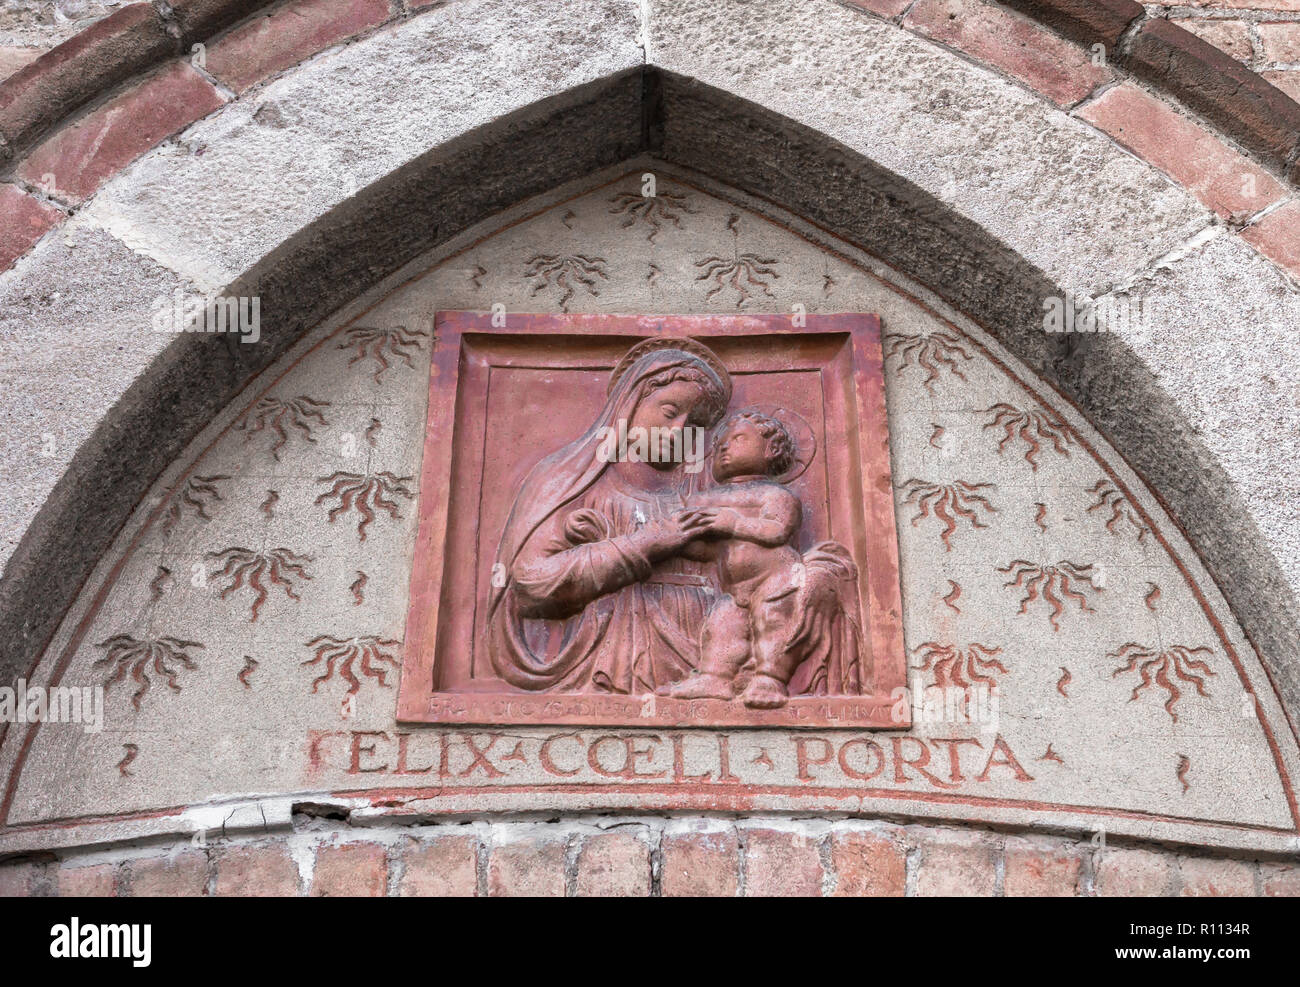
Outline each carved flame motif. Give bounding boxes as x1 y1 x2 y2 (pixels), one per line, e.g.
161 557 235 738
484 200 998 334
979 402 1074 471
694 254 779 308
207 547 313 622
525 254 608 310
899 479 998 551
884 331 973 390
997 560 1100 631
93 634 203 710
237 395 329 460
1110 642 1215 724
608 190 697 242
1085 479 1150 543
161 473 230 535
315 471 415 541
912 642 1008 690
338 326 429 383
302 635 401 695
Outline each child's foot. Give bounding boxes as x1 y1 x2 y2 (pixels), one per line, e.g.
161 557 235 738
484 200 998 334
742 675 789 709
661 673 735 700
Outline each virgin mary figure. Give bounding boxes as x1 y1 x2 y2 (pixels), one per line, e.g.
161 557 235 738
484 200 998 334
485 338 732 694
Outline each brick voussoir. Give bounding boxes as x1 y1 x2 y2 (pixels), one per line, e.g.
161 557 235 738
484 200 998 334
997 0 1143 49
166 0 275 47
0 3 178 156
1120 17 1300 174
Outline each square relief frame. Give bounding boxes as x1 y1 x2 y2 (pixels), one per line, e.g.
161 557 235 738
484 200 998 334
398 312 907 729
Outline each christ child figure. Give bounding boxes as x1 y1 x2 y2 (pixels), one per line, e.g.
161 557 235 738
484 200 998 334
660 410 810 709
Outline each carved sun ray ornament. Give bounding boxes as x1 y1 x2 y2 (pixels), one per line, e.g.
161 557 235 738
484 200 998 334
93 634 203 710
1110 642 1216 723
302 635 402 695
1085 478 1151 543
315 471 415 541
337 325 430 383
161 473 230 535
912 642 1008 690
206 547 313 622
883 330 974 391
997 560 1100 631
236 395 329 461
608 189 697 242
693 253 779 308
524 254 608 310
899 479 998 550
979 402 1075 471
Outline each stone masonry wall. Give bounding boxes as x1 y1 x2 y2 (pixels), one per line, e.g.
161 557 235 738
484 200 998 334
2 818 1299 896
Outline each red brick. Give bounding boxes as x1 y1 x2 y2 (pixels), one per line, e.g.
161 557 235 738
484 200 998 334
129 852 209 896
575 833 651 897
1263 70 1300 104
168 0 269 46
1080 83 1285 221
1121 17 1300 172
1260 862 1300 896
1094 847 1175 896
1260 22 1300 63
214 845 300 896
1172 18 1254 62
0 860 43 897
998 0 1142 48
0 184 63 272
1179 857 1256 897
842 0 913 17
18 62 224 205
57 863 117 897
1004 838 1081 896
830 830 905 897
311 842 387 897
915 838 997 896
743 828 823 897
906 0 1110 106
0 3 175 154
488 838 566 897
399 835 478 897
205 0 392 94
1241 201 1300 279
661 829 739 897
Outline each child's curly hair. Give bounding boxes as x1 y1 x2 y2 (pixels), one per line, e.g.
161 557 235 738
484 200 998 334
716 410 796 476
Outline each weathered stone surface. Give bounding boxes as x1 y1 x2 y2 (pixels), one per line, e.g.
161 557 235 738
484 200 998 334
84 0 644 289
1179 856 1256 896
647 0 1208 299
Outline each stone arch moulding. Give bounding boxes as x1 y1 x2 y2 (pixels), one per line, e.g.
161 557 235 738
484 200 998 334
0 0 1298 855
2 159 1298 858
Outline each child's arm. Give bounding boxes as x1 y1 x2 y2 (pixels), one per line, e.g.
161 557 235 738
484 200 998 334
686 487 801 547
